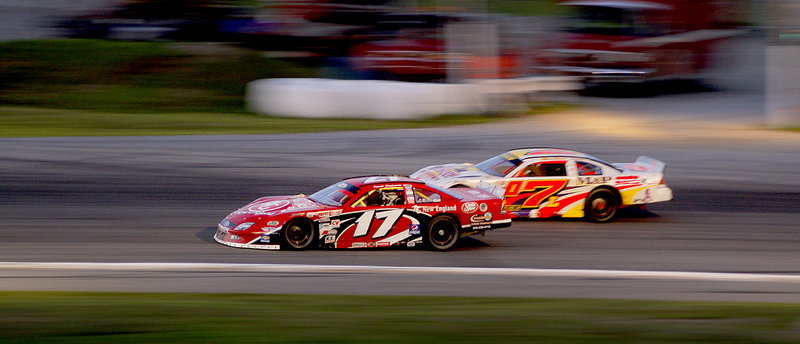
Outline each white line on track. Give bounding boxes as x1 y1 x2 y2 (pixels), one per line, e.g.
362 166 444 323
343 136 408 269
2 262 800 283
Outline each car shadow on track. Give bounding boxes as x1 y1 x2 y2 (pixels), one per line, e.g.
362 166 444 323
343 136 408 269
196 226 492 251
510 206 662 224
454 236 492 250
197 226 218 244
614 207 663 222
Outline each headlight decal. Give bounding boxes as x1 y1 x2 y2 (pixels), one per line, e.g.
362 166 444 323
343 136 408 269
232 222 255 231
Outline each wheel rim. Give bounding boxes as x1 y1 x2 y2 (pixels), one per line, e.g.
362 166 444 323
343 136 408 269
589 192 615 220
592 198 609 215
431 221 456 246
286 224 310 246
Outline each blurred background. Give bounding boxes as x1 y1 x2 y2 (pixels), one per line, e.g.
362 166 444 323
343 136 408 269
2 0 757 81
5 0 790 123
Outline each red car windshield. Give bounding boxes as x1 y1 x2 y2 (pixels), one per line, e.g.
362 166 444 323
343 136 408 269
308 182 359 207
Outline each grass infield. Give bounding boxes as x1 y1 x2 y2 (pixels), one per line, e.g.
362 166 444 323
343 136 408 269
0 292 799 343
0 106 528 137
0 40 572 137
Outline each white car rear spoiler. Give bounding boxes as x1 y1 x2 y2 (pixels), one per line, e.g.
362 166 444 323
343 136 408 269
614 156 666 174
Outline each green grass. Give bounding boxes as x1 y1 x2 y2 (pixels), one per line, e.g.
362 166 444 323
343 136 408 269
0 39 574 137
0 39 317 114
0 292 799 343
0 106 527 137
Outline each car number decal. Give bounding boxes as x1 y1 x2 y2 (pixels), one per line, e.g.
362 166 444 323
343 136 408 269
504 179 569 209
353 209 405 239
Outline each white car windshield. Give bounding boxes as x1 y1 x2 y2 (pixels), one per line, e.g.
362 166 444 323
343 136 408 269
474 154 521 177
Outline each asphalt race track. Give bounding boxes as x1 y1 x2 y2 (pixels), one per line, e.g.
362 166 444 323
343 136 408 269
2 99 799 302
0 24 797 301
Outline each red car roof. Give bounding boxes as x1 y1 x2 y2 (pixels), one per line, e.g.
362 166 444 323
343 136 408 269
343 175 421 187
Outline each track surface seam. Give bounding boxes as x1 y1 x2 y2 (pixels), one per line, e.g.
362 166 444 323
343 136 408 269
3 262 800 283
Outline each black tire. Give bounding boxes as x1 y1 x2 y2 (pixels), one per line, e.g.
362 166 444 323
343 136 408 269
585 188 619 223
282 219 316 250
425 216 460 251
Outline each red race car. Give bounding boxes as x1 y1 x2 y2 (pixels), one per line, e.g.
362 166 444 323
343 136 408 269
216 176 511 251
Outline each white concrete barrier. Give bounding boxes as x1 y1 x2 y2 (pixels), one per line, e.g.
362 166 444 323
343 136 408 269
766 45 800 128
247 77 580 119
468 76 582 94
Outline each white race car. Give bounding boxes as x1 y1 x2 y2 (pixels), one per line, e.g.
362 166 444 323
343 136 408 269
411 148 673 222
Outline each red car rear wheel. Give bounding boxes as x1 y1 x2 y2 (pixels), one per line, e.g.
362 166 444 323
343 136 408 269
425 216 459 251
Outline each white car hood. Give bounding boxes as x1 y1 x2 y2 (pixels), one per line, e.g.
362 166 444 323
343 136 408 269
411 163 497 187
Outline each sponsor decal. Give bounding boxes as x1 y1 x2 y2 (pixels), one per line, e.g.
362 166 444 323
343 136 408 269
352 242 367 248
377 242 391 248
266 221 280 226
405 185 415 204
259 235 271 243
479 203 488 212
472 224 491 230
411 205 457 213
259 227 281 234
409 224 421 235
461 202 479 214
319 223 332 234
407 241 416 248
247 200 290 213
318 217 330 223
289 200 317 210
324 235 336 244
319 227 337 238
633 188 653 203
470 212 493 223
331 219 340 228
577 176 613 185
615 176 640 186
307 210 343 218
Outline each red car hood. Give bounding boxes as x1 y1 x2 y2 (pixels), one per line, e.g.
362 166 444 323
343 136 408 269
226 195 331 223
